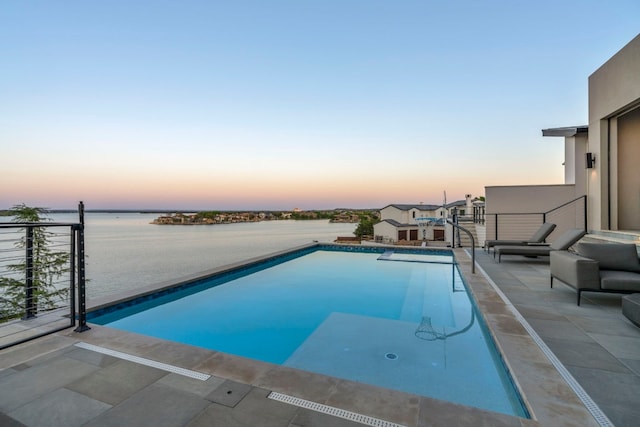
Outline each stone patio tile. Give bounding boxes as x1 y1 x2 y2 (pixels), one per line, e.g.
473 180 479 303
84 383 209 427
418 396 523 427
0 356 99 412
8 388 111 427
206 379 252 407
514 304 565 321
156 372 226 397
289 408 366 427
234 387 298 421
12 346 75 369
255 366 339 403
489 334 599 427
325 379 420 427
195 351 273 384
0 411 25 427
187 401 292 427
587 333 640 360
566 314 640 338
620 358 640 376
65 347 119 368
66 359 167 406
498 291 543 306
525 318 593 343
142 340 218 369
0 367 18 380
568 365 640 427
0 335 77 369
482 312 530 336
543 337 631 373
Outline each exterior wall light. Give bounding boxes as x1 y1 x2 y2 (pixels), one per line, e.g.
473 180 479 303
586 152 596 169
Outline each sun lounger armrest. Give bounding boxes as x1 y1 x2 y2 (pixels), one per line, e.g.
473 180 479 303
550 251 600 291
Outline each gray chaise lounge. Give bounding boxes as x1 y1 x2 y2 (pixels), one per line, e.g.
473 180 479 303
484 222 556 253
493 228 586 263
550 242 640 305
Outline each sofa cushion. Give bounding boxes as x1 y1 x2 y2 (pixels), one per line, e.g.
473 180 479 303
600 270 640 292
576 243 640 273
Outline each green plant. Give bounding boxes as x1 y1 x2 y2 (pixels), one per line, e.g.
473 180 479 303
0 204 70 319
354 216 379 238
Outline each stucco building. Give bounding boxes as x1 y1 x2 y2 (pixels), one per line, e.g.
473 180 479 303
484 33 640 247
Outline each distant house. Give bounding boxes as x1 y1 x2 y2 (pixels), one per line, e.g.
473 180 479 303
374 195 479 244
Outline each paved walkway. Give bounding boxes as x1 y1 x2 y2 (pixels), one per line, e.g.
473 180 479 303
475 249 640 427
1 248 639 426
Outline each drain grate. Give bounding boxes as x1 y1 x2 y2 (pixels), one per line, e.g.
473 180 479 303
74 342 210 381
268 392 407 427
473 256 614 427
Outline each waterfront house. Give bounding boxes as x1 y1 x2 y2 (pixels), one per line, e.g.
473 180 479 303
373 195 480 244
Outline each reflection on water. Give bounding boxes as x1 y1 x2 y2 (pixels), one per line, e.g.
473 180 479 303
49 213 356 299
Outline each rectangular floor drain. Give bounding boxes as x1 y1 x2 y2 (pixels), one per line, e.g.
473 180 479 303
74 342 211 381
268 392 407 427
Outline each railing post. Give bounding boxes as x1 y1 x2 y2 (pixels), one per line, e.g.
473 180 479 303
447 219 476 274
23 226 36 319
70 225 76 328
74 201 90 332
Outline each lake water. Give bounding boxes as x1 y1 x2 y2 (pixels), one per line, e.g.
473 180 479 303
48 213 357 300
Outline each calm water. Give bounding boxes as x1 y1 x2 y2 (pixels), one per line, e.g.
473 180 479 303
48 213 356 299
90 248 526 417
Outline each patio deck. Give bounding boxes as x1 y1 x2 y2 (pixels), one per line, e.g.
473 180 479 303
1 248 638 426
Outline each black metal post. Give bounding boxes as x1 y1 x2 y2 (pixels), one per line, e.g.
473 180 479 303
70 225 76 327
74 201 90 332
23 227 36 319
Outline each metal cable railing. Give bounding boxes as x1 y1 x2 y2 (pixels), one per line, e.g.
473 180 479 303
447 218 475 274
488 195 586 241
0 202 89 349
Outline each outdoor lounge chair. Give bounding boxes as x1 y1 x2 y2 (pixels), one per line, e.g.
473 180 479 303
493 228 586 263
550 242 640 305
484 222 556 253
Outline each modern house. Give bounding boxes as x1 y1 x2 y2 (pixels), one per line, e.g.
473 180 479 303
374 195 483 244
483 33 640 248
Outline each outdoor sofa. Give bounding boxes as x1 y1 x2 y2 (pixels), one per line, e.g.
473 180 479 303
484 222 556 253
493 228 586 263
550 242 640 305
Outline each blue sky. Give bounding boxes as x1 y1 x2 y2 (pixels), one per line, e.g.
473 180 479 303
1 1 639 210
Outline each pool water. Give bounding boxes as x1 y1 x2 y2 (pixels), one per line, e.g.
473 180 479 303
90 247 527 417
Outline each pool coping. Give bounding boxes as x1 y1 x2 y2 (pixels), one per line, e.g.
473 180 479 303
76 243 601 426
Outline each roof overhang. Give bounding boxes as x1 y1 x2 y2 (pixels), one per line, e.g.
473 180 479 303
541 126 588 137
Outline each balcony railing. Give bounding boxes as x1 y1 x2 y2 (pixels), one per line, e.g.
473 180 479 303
486 195 587 242
0 203 89 349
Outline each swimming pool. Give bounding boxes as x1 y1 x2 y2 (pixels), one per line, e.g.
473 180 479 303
89 245 527 417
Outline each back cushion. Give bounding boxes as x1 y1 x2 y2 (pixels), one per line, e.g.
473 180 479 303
577 243 640 272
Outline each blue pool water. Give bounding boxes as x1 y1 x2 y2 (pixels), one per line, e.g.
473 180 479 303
89 246 527 417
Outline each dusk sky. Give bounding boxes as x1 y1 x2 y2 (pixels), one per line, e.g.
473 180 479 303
2 1 639 210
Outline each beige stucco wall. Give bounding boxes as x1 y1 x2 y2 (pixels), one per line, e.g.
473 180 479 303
484 184 579 241
588 33 640 231
563 133 589 197
485 185 577 213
